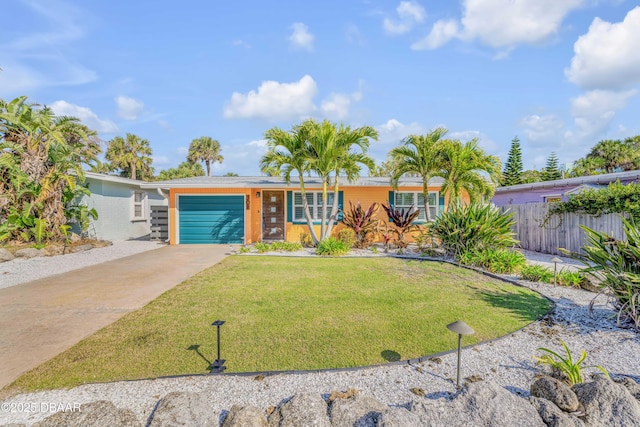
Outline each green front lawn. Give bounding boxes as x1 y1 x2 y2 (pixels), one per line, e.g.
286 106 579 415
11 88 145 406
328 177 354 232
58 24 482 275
7 257 549 393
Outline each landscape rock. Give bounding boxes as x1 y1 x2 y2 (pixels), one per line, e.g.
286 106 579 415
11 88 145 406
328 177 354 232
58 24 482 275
531 375 580 412
69 233 82 243
0 424 27 427
329 394 388 427
32 400 140 427
0 248 15 262
573 378 640 427
222 405 268 427
148 391 216 427
530 397 584 427
268 393 330 427
411 381 545 427
614 376 640 400
72 244 93 253
377 407 422 426
45 244 66 256
14 248 43 259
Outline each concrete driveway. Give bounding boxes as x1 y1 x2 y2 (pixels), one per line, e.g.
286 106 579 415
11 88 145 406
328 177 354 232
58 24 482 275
0 245 231 391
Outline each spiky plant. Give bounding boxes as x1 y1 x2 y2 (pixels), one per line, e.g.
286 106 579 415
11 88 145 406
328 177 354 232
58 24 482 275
341 201 379 248
381 203 420 248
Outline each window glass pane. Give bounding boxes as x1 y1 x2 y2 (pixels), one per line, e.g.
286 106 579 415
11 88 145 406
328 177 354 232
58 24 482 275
417 209 426 221
134 205 142 217
429 207 437 219
396 192 414 206
417 193 424 206
395 193 402 205
294 193 303 205
135 192 143 203
295 206 304 219
306 193 314 205
428 193 436 206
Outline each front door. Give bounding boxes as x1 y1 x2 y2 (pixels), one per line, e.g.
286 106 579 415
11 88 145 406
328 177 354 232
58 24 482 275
262 190 285 241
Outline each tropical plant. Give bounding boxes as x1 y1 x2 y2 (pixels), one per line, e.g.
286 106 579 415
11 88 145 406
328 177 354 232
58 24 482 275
105 133 153 181
381 203 420 248
541 152 562 181
548 181 640 221
157 161 205 180
187 136 223 176
522 169 543 184
428 202 517 258
437 138 501 207
0 96 100 243
316 237 350 256
534 340 608 385
571 217 640 330
261 119 377 244
586 138 640 173
502 136 523 186
389 128 448 221
335 228 356 248
557 269 587 288
458 248 526 274
519 264 554 283
341 201 379 248
376 220 394 253
414 226 436 252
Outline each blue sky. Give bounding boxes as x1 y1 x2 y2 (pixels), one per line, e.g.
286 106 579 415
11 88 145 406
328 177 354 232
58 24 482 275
2 0 640 176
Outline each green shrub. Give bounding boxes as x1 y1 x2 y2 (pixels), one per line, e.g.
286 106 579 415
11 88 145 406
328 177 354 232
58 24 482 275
255 242 270 253
458 248 526 274
415 226 437 252
299 232 314 248
535 339 608 386
429 202 518 257
520 264 554 283
239 246 250 254
316 237 350 256
254 241 302 253
557 269 586 287
336 228 356 249
341 201 379 248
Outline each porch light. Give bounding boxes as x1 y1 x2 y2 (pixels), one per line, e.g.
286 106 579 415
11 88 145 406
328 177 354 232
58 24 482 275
551 257 563 285
447 320 475 389
210 320 226 373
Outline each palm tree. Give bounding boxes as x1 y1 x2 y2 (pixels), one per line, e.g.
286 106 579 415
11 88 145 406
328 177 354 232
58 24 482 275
587 139 637 173
388 127 449 221
188 136 223 176
105 133 153 181
437 138 501 208
157 161 205 180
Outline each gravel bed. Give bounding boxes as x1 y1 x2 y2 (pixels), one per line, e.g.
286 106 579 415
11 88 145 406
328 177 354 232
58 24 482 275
1 267 637 426
0 241 165 290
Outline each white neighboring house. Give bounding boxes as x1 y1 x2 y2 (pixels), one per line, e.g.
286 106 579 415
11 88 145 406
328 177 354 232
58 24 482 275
75 172 167 241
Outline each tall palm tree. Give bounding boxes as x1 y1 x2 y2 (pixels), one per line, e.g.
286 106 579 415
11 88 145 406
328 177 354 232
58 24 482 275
587 139 637 173
388 127 449 221
437 138 501 208
188 136 223 176
105 133 153 181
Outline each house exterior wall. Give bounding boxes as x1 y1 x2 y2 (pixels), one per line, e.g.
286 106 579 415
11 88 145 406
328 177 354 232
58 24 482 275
82 177 165 240
492 186 577 206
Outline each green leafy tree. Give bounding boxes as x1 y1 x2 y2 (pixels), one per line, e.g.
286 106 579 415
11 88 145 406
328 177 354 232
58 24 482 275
105 133 154 181
388 127 449 221
223 172 239 176
188 136 223 176
567 157 605 177
542 152 562 181
502 136 523 186
522 169 542 183
157 161 205 180
437 138 502 208
586 139 639 173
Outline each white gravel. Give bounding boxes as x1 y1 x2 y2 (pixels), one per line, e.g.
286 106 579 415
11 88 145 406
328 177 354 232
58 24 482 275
1 254 638 426
0 240 165 290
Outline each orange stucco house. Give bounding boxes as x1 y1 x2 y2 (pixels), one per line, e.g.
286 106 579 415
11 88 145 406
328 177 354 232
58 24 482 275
141 176 447 244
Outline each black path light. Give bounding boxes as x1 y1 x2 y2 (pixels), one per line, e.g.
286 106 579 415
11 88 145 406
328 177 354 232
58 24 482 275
447 320 475 389
210 320 226 373
551 257 563 285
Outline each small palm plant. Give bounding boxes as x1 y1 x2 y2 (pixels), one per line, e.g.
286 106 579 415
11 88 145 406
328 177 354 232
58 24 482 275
381 203 420 248
341 201 379 248
534 339 608 385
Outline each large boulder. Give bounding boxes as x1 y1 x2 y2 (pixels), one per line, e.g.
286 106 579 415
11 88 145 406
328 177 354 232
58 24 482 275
14 248 43 259
0 248 14 263
32 401 140 427
614 377 640 400
222 405 268 427
377 407 423 426
148 391 216 427
530 397 584 427
411 381 545 427
531 376 580 412
329 394 388 427
573 378 640 427
268 393 330 427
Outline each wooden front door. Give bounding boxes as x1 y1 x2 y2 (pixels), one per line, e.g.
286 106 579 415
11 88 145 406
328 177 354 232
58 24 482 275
262 190 285 240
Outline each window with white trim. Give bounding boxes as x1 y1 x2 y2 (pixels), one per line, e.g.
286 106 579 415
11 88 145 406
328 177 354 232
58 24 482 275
293 192 336 221
394 192 439 221
131 190 148 221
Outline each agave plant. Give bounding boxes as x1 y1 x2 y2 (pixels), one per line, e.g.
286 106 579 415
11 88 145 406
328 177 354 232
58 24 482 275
341 201 378 248
381 203 420 248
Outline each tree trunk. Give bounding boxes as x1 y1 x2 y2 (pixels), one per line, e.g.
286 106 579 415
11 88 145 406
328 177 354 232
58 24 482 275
423 178 431 221
324 177 341 239
299 178 319 245
131 162 137 180
320 179 328 240
206 160 211 176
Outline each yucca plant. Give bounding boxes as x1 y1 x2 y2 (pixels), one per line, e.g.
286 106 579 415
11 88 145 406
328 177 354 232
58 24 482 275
429 201 518 258
381 203 420 248
535 339 608 386
341 201 379 248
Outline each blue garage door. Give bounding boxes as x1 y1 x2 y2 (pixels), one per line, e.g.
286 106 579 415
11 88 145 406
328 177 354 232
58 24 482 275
178 195 244 244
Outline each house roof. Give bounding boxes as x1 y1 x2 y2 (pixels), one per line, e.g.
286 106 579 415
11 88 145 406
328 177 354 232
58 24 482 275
495 169 640 194
140 175 445 189
82 171 148 186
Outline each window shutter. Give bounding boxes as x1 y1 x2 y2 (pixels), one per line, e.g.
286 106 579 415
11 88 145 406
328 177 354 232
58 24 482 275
337 191 344 221
438 193 445 216
387 190 394 222
287 191 292 222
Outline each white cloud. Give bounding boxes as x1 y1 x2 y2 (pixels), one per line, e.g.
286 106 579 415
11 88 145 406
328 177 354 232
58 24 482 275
321 82 363 120
414 0 583 51
115 95 144 120
568 89 638 140
288 23 314 51
566 7 640 89
383 1 426 35
232 39 251 48
152 155 171 167
50 100 118 133
346 24 365 46
224 75 318 121
519 114 565 142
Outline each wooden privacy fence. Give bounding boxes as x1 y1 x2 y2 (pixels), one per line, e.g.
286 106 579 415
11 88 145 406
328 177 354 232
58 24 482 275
498 203 626 255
